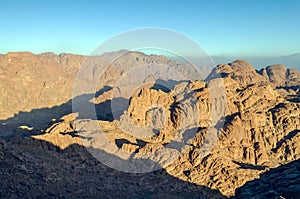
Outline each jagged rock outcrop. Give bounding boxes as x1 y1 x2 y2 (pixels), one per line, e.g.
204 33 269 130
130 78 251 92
259 64 300 89
207 60 268 87
210 60 300 94
32 113 82 150
165 61 300 196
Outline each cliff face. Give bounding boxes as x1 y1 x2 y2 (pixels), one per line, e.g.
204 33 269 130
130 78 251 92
0 52 84 119
0 52 299 198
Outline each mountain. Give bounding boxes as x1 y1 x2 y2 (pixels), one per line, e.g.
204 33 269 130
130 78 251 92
212 53 300 70
0 52 84 120
0 51 300 198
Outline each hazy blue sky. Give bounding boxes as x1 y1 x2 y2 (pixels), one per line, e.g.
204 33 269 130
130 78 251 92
0 0 299 67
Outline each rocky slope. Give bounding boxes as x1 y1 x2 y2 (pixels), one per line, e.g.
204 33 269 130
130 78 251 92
0 52 300 198
234 158 300 198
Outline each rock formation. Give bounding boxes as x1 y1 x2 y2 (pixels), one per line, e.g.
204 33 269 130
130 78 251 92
0 52 299 198
0 52 84 120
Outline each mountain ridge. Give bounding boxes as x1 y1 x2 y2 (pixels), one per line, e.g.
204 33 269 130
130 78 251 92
0 51 299 198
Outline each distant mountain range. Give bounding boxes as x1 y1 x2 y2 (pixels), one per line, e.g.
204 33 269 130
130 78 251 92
211 53 300 70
